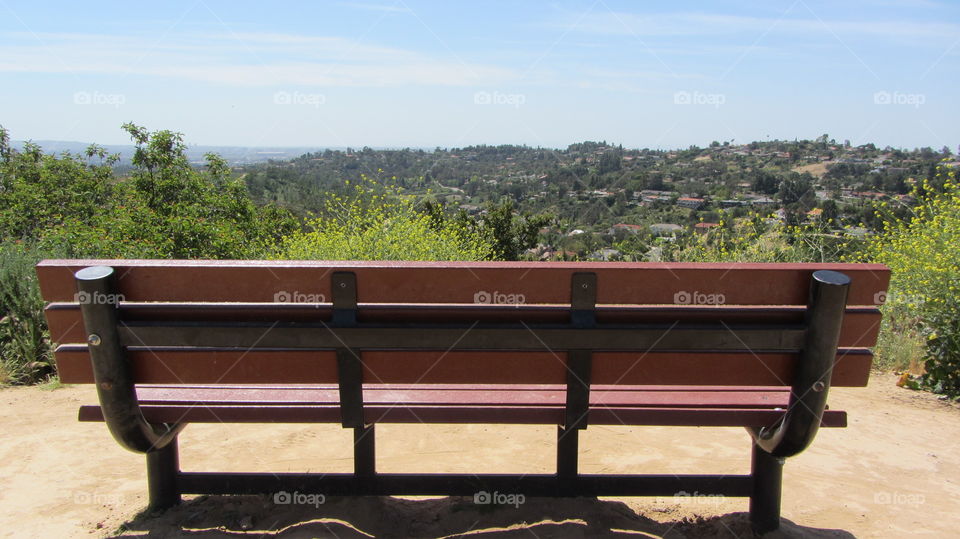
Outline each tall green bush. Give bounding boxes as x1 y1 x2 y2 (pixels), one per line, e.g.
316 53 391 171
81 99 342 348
863 165 960 397
274 178 493 261
861 164 960 396
0 243 53 384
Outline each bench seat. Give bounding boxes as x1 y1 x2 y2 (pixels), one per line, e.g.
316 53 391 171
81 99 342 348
78 384 847 427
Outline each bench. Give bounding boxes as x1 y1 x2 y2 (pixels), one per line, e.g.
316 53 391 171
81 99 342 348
36 259 890 534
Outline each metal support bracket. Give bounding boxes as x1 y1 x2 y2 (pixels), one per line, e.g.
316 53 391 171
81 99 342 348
558 273 596 478
750 269 850 458
74 266 183 454
565 272 596 430
331 272 364 429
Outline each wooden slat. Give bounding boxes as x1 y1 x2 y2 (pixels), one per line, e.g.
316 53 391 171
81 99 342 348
36 259 891 306
78 405 846 428
129 384 792 407
76 384 847 427
43 303 883 349
53 347 873 387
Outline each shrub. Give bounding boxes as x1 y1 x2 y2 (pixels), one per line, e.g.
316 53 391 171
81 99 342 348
274 178 493 261
862 164 960 396
0 243 53 385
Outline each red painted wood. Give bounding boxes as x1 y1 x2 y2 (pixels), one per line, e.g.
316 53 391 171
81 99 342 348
37 259 890 306
52 346 873 387
78 403 846 427
128 384 792 407
42 303 883 349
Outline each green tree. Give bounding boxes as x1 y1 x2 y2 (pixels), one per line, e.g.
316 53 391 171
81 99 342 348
481 198 551 260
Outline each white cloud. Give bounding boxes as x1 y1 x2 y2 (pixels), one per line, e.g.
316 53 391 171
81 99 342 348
0 31 514 87
552 11 960 42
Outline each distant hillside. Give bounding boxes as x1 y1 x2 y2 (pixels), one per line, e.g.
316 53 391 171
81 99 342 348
11 140 332 166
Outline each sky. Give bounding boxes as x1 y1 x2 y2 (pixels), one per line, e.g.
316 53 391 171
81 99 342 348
0 0 958 150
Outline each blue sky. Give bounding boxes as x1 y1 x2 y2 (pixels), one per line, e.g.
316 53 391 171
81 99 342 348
1 0 957 150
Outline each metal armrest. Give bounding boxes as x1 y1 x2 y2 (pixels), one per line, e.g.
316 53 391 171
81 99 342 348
76 266 183 453
750 270 850 458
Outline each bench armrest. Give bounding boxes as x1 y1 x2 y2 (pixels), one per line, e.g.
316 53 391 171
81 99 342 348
751 270 850 458
76 266 183 453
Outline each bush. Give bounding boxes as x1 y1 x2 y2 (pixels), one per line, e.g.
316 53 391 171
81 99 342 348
36 124 298 259
862 164 960 396
669 211 859 263
0 124 299 384
274 178 493 261
0 243 53 385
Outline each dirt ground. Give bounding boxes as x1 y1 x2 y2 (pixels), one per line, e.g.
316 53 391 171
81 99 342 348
0 373 957 538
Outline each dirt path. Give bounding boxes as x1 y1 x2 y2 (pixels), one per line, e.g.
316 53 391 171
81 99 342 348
0 373 957 538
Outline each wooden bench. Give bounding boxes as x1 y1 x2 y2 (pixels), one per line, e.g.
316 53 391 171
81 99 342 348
36 260 890 534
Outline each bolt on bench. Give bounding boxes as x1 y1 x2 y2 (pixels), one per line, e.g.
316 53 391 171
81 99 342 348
36 260 889 534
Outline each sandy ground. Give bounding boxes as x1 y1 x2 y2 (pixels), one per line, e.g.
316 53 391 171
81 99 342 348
0 373 957 538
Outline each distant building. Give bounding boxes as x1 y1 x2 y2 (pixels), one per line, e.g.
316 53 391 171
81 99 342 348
609 223 643 234
720 199 747 208
676 197 705 210
591 248 622 261
745 195 776 206
694 222 720 233
650 223 684 236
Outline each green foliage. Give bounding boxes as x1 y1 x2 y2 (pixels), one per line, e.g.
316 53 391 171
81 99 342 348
0 243 53 385
274 178 493 261
37 123 298 259
481 198 551 260
669 211 859 263
0 123 298 384
861 164 960 397
0 138 115 242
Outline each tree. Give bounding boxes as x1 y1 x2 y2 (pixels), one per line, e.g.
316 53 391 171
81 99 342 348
481 198 551 260
751 170 780 195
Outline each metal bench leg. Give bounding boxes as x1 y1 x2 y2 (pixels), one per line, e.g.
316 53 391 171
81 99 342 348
146 435 180 511
557 425 579 477
354 424 376 477
750 443 783 534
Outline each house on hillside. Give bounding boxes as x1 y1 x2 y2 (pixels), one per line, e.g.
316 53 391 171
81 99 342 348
694 222 720 233
676 197 705 210
650 223 684 236
609 223 643 235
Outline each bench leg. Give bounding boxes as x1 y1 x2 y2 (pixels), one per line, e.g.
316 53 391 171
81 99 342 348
750 444 784 534
556 425 579 477
354 424 376 477
146 437 181 511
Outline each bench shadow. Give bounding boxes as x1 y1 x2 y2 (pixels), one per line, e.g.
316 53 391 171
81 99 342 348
113 495 857 538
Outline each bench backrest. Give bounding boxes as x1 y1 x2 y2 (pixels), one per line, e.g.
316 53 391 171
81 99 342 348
37 260 889 389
